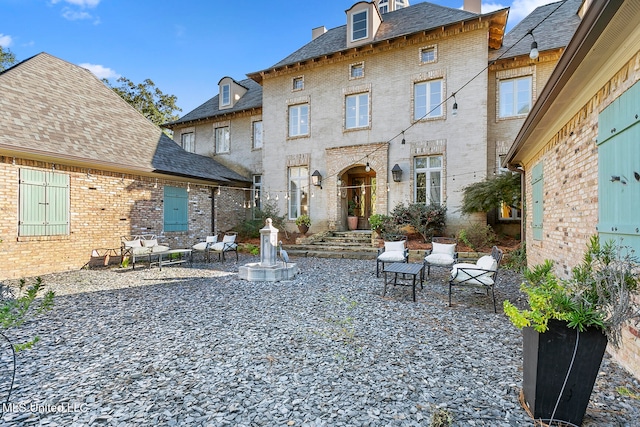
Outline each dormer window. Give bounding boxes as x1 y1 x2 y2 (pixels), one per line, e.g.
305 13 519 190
352 10 368 41
221 84 230 106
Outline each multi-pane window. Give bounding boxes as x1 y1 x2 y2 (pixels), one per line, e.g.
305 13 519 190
420 46 436 64
288 166 309 220
293 77 304 91
379 0 389 13
350 63 364 79
346 93 369 129
181 132 195 152
252 121 263 149
414 79 443 120
497 155 522 220
499 76 532 117
414 156 443 205
215 126 230 153
163 186 188 232
221 84 230 106
252 175 262 218
352 10 368 41
289 104 309 137
19 169 69 236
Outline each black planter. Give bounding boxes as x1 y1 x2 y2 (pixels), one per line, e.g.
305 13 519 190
522 319 608 426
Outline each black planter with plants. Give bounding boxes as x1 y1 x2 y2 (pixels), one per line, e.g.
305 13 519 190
522 319 608 425
504 236 639 426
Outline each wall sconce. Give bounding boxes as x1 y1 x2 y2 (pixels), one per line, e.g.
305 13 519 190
391 164 403 182
311 170 322 189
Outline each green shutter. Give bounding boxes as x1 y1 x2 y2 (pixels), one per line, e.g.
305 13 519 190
531 161 543 241
597 81 640 252
163 186 188 232
46 171 70 235
19 169 69 236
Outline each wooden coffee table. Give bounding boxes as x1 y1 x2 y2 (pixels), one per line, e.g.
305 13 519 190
383 262 424 301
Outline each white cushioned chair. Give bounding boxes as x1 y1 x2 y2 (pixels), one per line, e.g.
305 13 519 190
449 246 503 313
120 235 170 269
192 235 218 262
208 233 238 262
423 237 458 278
376 238 409 277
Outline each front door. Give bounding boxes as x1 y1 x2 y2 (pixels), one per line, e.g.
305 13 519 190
348 174 376 229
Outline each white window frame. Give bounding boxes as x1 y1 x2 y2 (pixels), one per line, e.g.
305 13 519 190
288 104 309 137
221 84 230 106
293 77 304 91
351 10 368 41
379 0 389 14
181 132 195 152
345 93 370 129
288 166 309 220
420 46 437 64
252 121 263 149
414 79 443 121
215 126 230 153
414 155 443 205
499 76 532 118
350 62 364 79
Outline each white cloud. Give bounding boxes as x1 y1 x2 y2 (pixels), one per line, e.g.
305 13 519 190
482 2 508 13
79 63 120 80
51 0 101 8
0 34 13 48
508 0 557 23
62 8 92 20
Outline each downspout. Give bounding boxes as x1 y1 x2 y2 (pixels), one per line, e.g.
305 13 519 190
507 162 525 242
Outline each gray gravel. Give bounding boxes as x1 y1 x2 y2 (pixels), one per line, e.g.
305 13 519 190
1 254 639 426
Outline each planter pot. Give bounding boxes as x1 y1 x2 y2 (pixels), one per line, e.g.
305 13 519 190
347 216 358 230
522 319 608 426
297 224 309 235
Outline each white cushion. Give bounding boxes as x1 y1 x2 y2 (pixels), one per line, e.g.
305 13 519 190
450 260 496 286
206 235 218 243
378 251 406 262
143 239 157 247
151 245 171 253
123 239 142 248
192 242 208 251
476 255 498 271
432 242 456 256
384 241 405 253
210 242 237 252
425 253 454 266
131 246 151 255
222 234 236 243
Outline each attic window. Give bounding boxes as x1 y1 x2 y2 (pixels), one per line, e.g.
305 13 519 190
221 84 230 106
350 62 364 79
352 10 368 41
293 76 304 91
420 46 437 64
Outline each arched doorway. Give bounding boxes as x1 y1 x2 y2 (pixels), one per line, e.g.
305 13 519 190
344 165 376 230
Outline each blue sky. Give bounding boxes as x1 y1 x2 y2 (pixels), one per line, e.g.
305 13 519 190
1 0 556 115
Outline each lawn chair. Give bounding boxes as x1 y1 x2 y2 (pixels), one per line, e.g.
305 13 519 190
376 237 409 277
448 246 503 313
208 232 239 262
423 237 458 278
192 235 218 262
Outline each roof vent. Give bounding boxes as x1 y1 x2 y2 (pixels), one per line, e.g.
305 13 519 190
463 0 481 14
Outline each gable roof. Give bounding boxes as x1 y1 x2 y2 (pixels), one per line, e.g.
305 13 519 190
490 0 582 61
165 78 262 128
248 1 508 83
0 53 249 184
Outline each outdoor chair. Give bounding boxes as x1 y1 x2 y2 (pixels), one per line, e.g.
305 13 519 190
448 246 503 313
423 237 458 278
376 237 409 277
208 232 239 262
192 235 218 262
120 235 170 269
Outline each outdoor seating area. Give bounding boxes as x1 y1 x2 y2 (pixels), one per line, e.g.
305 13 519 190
120 234 171 269
449 245 504 313
375 237 408 277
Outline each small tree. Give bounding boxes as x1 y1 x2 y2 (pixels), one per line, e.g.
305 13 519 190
461 172 520 214
0 46 17 72
390 203 447 242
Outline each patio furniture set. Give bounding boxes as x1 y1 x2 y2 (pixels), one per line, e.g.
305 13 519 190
376 236 503 310
120 233 238 270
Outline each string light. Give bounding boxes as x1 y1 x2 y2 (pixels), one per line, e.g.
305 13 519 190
187 182 191 192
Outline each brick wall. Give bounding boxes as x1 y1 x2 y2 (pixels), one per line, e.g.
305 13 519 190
0 157 224 279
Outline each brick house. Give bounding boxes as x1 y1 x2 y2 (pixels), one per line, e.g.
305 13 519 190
0 53 250 279
505 0 640 378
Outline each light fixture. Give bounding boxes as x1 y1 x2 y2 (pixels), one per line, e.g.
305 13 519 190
217 186 221 195
154 178 158 189
391 164 403 182
365 161 371 172
87 169 92 179
401 130 406 145
311 170 323 189
187 182 191 192
528 30 539 60
452 93 458 117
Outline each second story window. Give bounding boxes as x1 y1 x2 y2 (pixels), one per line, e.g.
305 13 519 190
221 84 230 106
252 121 263 149
181 132 195 153
293 77 304 91
414 79 443 121
288 104 309 137
352 10 368 41
215 126 230 153
499 76 532 118
350 63 364 79
420 46 437 64
345 93 369 129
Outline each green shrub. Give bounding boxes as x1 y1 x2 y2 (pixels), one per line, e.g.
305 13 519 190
390 203 447 242
235 199 289 239
504 242 527 272
458 224 497 251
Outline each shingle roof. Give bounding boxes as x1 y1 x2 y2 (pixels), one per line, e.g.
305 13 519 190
0 53 249 184
490 0 583 61
256 1 504 73
166 78 262 127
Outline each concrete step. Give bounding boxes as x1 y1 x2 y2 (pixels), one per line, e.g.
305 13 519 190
287 243 377 253
286 249 377 260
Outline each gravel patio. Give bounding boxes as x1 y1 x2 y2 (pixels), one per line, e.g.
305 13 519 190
1 254 639 426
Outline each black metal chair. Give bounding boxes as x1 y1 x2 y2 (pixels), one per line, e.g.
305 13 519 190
448 246 503 313
423 236 458 279
376 236 409 277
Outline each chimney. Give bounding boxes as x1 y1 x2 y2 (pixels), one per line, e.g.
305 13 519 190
312 26 327 40
463 0 481 14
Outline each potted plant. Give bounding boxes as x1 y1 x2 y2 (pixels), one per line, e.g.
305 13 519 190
347 200 358 230
369 214 389 238
295 214 311 234
503 236 639 425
